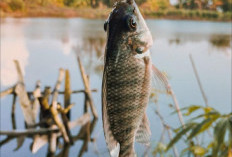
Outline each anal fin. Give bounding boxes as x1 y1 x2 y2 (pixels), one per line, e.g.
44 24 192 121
135 113 151 145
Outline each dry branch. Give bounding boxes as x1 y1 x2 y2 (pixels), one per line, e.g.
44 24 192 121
32 81 41 123
49 125 58 153
11 94 17 130
64 70 71 119
0 128 59 136
31 113 91 153
2 89 97 97
50 68 70 143
14 60 36 126
189 54 209 107
77 57 98 118
0 86 15 98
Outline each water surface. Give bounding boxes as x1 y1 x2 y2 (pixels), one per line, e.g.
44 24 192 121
0 18 231 157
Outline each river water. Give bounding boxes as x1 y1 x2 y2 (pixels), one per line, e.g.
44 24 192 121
0 18 231 157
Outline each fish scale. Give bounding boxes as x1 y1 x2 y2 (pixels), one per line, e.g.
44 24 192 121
102 0 154 156
105 53 150 156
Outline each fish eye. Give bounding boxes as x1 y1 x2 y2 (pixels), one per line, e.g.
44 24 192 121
126 16 137 31
130 18 136 28
104 21 108 32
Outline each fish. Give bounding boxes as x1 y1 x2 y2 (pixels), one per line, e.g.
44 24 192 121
102 0 168 156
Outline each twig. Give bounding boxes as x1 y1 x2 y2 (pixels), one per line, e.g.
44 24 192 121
168 86 185 128
167 127 179 157
77 57 98 118
14 60 24 82
64 70 71 119
155 104 179 157
11 94 17 130
50 68 70 143
189 54 209 107
31 113 91 153
0 86 15 98
14 60 35 126
1 89 97 97
49 125 57 153
31 81 41 124
0 128 59 136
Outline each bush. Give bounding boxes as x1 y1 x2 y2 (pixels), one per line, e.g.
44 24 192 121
8 0 24 11
222 12 232 20
166 10 183 16
152 10 165 17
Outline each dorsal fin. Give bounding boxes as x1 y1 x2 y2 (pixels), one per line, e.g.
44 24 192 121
102 68 120 157
135 113 151 145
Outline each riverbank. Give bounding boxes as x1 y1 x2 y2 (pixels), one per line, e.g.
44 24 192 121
0 3 231 21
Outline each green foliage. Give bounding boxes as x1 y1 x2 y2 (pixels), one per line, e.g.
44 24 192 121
8 0 25 11
166 105 232 157
153 142 168 156
221 0 232 12
141 0 170 11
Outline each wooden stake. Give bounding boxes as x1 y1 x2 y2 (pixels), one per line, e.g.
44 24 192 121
77 57 98 118
14 60 35 126
64 70 71 119
50 69 70 143
11 94 17 130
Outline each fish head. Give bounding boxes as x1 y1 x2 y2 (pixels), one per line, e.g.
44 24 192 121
104 0 153 60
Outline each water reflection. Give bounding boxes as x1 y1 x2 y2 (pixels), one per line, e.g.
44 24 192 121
72 36 106 75
1 23 29 86
1 18 231 157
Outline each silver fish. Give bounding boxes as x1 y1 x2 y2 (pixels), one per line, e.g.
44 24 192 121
102 0 167 156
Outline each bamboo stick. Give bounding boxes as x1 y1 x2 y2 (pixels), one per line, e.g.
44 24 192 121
77 57 98 118
64 70 71 119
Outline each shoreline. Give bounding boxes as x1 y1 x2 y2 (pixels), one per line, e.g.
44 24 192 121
1 7 231 22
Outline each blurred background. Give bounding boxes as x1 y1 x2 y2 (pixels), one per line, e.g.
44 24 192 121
0 0 231 157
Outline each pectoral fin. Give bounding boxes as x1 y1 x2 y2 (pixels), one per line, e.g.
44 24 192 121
135 113 151 145
152 64 170 92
